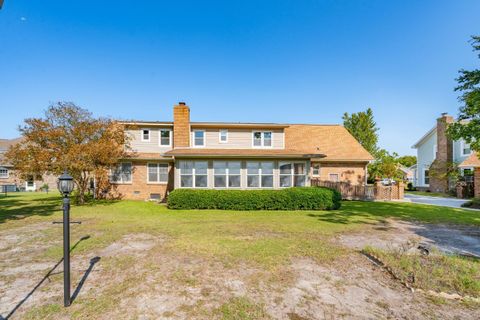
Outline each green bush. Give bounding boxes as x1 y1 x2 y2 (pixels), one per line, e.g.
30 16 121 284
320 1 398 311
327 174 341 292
461 198 480 209
167 187 341 210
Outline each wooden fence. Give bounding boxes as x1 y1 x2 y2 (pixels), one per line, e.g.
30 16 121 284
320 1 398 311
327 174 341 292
311 179 404 201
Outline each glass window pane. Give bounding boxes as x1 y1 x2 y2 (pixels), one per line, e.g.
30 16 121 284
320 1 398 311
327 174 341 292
160 130 170 145
180 161 193 174
294 163 305 175
263 132 272 146
143 130 149 140
247 162 260 174
195 161 208 174
229 175 241 188
247 175 259 187
214 175 226 188
194 131 204 146
228 161 241 174
261 175 273 188
279 163 292 174
181 175 193 187
294 175 306 186
253 132 262 146
220 130 228 141
195 175 207 187
261 162 273 174
213 161 227 174
148 164 158 182
280 175 292 187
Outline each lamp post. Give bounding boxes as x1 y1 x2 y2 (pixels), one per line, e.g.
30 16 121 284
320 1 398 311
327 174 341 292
57 171 74 307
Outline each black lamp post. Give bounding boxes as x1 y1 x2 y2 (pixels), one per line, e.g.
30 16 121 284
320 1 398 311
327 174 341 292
57 171 74 307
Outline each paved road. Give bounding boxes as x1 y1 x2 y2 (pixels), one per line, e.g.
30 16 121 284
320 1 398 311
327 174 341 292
405 193 470 209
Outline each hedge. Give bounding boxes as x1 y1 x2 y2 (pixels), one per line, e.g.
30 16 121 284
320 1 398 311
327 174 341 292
167 187 341 210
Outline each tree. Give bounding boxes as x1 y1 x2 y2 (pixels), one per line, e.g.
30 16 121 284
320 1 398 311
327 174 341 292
367 149 403 181
447 36 480 151
397 155 417 168
6 102 130 204
343 108 379 156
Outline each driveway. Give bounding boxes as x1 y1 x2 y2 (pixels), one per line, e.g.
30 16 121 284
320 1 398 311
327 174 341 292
405 193 470 209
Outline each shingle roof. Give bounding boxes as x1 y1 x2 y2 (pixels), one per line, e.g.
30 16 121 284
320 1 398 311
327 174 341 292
459 153 480 167
284 125 374 161
164 148 324 158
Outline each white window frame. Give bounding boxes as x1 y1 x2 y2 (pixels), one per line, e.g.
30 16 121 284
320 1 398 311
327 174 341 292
279 161 307 188
110 162 132 184
312 163 320 176
192 130 206 147
461 140 472 156
433 144 437 159
246 161 274 188
252 131 273 148
141 129 151 142
0 167 9 179
329 173 339 182
159 129 172 147
423 169 430 186
147 163 169 184
213 161 241 188
219 129 228 143
179 160 208 188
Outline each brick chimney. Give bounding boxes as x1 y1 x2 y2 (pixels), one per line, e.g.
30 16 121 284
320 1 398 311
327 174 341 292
173 102 190 148
429 113 454 192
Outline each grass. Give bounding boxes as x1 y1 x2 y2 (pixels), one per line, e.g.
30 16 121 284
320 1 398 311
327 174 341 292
406 190 456 198
364 246 480 297
2 192 480 318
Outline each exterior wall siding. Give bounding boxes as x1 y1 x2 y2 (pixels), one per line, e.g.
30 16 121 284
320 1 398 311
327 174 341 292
416 131 437 187
194 128 285 149
126 127 173 154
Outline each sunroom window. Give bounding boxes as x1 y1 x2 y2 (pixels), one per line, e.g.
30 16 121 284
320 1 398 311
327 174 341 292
279 162 306 187
180 161 207 188
247 161 273 188
214 161 241 188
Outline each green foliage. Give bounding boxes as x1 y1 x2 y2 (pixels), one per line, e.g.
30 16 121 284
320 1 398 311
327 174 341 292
342 107 379 156
447 36 480 152
397 155 417 168
462 198 480 209
167 187 341 211
39 183 49 193
368 149 403 181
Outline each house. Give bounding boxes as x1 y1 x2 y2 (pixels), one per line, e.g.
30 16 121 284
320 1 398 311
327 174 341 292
398 165 416 186
412 113 475 193
110 102 374 201
0 138 57 192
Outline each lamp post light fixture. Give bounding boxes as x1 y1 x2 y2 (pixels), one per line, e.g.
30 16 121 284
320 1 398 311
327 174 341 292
57 170 74 307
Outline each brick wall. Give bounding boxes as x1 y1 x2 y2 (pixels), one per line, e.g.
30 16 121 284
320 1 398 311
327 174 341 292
112 161 174 201
474 167 480 198
173 103 190 148
429 114 454 193
317 162 367 185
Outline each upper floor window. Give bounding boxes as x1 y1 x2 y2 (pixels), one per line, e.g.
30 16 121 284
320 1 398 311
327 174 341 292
0 167 8 178
219 129 228 143
193 130 205 147
280 162 306 187
159 129 172 146
110 163 132 184
148 163 169 183
141 129 150 142
252 131 272 147
461 140 471 156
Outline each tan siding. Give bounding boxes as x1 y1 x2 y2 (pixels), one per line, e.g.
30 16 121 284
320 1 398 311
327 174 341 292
127 127 173 153
199 128 284 149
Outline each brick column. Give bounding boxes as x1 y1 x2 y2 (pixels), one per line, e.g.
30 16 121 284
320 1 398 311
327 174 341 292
429 113 454 193
474 168 480 198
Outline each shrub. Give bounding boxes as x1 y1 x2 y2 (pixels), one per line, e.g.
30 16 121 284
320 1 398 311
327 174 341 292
167 187 341 210
461 198 480 209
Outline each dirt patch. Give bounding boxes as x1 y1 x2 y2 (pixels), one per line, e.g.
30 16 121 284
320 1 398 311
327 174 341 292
100 233 164 257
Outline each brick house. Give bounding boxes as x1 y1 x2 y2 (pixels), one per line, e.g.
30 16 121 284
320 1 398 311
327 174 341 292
0 138 58 192
111 103 374 201
412 113 477 194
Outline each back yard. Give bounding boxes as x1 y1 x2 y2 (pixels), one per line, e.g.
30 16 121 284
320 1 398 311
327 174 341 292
1 193 479 319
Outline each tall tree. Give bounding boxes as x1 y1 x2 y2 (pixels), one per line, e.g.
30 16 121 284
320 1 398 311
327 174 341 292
367 149 403 181
397 155 417 168
447 36 480 151
6 102 130 204
342 108 379 156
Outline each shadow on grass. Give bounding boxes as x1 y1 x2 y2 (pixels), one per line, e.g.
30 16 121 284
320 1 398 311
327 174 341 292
307 201 480 226
0 235 100 320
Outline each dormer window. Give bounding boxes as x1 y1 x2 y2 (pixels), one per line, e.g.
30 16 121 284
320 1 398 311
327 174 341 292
141 129 150 142
219 129 228 143
253 131 272 147
193 130 205 147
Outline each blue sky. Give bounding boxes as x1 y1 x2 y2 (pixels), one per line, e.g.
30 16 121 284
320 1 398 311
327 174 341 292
0 1 478 155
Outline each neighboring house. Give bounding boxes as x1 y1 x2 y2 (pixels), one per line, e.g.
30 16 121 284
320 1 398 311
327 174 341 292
412 113 475 192
0 138 57 192
398 165 416 185
110 102 374 201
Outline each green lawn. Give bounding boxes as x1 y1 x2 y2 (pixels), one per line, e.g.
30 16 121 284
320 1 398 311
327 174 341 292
1 192 480 319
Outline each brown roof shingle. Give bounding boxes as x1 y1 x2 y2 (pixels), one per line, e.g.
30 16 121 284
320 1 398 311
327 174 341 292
459 153 480 167
164 148 323 158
